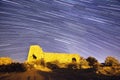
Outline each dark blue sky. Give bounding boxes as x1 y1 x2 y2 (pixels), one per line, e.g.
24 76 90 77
0 0 120 62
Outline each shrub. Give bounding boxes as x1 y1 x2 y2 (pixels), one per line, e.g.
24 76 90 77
46 62 59 70
79 58 90 69
86 56 98 68
0 57 13 65
0 63 27 72
67 63 78 69
24 62 34 70
105 56 120 66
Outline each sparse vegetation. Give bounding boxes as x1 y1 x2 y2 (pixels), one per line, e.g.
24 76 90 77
0 56 120 80
0 62 27 72
67 63 78 69
96 56 120 76
105 56 120 66
86 56 98 68
0 57 13 65
46 62 59 69
79 57 90 69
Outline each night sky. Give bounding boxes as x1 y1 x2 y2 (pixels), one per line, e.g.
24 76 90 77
0 0 120 62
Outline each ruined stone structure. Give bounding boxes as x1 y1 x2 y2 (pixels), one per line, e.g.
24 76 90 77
27 45 80 64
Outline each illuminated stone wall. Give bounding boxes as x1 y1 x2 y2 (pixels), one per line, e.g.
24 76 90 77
27 45 44 62
43 52 80 63
27 45 80 64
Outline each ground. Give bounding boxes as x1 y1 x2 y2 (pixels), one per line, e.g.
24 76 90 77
0 68 120 80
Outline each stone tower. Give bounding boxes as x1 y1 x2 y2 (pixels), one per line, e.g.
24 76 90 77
27 45 44 62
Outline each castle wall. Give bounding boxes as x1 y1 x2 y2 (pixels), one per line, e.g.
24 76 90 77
27 45 80 64
43 52 80 63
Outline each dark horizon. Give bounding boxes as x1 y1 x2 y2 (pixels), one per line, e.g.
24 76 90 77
0 0 120 62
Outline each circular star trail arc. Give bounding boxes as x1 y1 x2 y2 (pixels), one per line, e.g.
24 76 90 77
0 0 120 62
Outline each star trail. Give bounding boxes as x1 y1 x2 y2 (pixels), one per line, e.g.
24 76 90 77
0 0 120 62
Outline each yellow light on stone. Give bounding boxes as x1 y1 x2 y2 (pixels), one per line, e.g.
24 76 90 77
27 45 80 64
